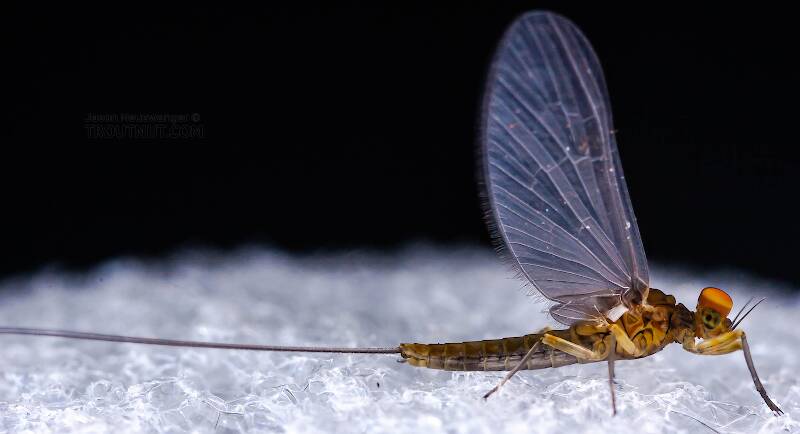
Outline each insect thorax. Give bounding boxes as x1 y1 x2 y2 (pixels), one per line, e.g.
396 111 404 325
612 288 694 358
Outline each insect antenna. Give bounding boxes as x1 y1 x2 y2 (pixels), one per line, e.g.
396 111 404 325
730 296 755 325
731 297 766 330
0 327 401 354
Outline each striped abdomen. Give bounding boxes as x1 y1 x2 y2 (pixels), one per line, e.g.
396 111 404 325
400 330 578 371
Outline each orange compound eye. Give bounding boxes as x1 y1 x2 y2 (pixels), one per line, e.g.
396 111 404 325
698 287 733 317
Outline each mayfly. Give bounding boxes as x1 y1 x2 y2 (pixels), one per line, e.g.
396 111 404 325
0 11 783 416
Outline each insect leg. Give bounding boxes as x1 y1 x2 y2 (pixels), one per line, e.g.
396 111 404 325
541 334 603 361
607 333 617 416
607 324 638 357
542 332 619 413
575 322 637 357
685 330 742 355
683 330 782 415
482 341 541 399
741 332 783 415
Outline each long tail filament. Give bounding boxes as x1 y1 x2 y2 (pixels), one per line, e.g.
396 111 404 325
0 327 400 354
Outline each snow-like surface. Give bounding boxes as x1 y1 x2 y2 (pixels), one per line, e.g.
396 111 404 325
0 246 798 433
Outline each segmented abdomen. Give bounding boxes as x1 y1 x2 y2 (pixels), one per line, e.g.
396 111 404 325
400 330 578 371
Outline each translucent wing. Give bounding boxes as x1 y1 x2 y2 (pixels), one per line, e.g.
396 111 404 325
480 11 649 324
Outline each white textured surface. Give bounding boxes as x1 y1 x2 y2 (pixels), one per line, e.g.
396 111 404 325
0 246 798 433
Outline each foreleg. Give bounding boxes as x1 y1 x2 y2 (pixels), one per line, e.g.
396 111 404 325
683 330 742 355
683 330 782 414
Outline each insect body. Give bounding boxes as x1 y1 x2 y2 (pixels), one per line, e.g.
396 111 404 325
0 10 782 417
399 288 689 371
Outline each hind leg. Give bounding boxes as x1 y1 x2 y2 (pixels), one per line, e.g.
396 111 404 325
541 333 606 361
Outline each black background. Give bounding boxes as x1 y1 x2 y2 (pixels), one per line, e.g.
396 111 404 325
4 3 799 284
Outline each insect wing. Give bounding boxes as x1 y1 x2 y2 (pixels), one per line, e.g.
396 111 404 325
481 12 649 324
